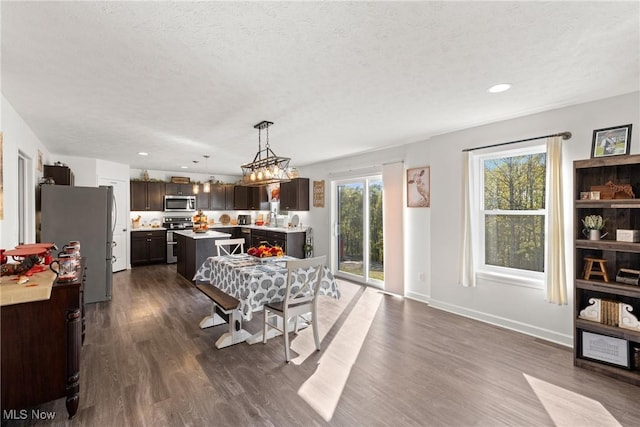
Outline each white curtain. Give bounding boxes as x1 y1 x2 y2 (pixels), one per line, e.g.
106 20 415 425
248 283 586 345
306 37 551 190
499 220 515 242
545 136 567 304
459 152 476 287
383 162 404 295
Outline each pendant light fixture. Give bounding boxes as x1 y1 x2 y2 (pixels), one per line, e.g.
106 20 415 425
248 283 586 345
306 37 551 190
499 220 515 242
203 155 211 193
192 160 200 194
241 121 291 186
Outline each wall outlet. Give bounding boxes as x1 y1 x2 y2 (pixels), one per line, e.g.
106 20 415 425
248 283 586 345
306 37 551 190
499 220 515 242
418 272 425 282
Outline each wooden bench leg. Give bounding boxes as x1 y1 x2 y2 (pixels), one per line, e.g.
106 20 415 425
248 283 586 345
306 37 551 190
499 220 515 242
199 302 227 329
214 308 252 349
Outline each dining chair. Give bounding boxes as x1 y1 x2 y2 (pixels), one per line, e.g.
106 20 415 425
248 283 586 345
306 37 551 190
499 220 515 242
215 238 245 256
263 255 327 363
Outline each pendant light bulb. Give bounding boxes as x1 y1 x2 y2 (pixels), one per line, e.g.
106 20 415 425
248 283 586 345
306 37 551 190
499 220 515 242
250 171 256 181
203 181 210 193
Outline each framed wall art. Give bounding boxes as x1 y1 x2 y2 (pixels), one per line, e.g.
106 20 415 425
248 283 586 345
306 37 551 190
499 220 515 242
407 166 430 207
313 180 325 208
591 124 632 158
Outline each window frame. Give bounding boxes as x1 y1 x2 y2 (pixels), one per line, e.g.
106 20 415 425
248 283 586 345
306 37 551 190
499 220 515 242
474 144 547 289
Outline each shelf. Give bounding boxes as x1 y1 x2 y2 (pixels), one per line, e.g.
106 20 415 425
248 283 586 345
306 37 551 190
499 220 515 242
576 199 640 208
575 239 640 253
576 319 640 342
576 279 640 298
574 358 640 386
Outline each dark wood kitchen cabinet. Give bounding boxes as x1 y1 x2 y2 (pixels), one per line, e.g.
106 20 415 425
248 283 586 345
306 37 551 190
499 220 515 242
194 184 234 210
165 183 195 196
1 274 82 419
280 178 310 211
210 184 235 210
43 164 74 185
131 230 166 265
234 185 268 210
130 181 165 211
251 228 306 258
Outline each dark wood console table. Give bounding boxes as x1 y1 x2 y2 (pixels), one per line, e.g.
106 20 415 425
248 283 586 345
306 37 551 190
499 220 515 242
1 266 84 419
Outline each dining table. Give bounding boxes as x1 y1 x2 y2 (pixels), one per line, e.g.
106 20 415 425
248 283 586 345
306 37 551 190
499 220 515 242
193 254 340 348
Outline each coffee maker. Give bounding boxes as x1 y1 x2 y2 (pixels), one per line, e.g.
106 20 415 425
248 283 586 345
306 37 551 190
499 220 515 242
237 215 251 225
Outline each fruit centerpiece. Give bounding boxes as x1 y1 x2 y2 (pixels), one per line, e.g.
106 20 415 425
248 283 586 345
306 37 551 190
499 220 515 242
247 244 284 258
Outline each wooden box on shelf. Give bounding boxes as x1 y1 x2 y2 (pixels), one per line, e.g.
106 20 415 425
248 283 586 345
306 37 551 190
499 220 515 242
574 154 640 386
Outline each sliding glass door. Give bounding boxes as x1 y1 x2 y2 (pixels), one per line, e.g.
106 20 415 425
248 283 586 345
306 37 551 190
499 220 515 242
334 176 384 286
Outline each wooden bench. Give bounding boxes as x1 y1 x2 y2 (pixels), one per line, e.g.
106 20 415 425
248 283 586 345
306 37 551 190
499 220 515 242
195 282 251 349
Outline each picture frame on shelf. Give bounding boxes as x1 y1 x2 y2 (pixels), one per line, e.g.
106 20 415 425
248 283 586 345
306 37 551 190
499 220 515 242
581 331 631 369
591 124 632 158
407 166 430 207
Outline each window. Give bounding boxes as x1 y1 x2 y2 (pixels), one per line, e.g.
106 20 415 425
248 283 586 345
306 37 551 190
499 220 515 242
475 145 547 285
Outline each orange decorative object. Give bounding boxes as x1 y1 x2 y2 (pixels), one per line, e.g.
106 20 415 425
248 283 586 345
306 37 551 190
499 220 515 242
247 245 284 258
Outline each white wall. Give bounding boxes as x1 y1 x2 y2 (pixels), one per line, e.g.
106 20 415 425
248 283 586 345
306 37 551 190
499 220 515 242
1 95 51 248
302 91 639 346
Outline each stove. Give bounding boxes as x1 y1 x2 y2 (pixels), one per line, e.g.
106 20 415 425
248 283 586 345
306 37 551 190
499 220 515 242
163 216 193 263
162 216 194 230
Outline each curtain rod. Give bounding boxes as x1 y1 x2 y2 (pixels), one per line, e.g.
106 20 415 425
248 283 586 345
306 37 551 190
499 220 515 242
462 131 572 152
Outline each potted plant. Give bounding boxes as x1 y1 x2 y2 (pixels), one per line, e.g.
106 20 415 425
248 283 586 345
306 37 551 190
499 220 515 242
582 214 608 240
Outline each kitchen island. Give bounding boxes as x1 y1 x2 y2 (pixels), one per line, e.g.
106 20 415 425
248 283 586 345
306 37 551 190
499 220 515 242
174 229 232 281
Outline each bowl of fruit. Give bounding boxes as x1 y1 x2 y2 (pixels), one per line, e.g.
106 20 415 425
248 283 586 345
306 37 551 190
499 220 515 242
247 244 284 258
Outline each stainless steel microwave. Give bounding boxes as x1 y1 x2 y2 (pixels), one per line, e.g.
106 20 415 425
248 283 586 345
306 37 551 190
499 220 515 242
164 195 196 212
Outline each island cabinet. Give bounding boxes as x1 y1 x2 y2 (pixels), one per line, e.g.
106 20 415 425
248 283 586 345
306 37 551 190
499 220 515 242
234 185 268 210
574 154 640 386
251 228 306 259
131 230 166 265
130 181 165 211
280 178 310 211
1 273 83 419
175 230 232 281
165 183 195 196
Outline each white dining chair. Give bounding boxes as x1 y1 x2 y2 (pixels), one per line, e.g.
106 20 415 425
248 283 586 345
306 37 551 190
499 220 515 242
263 255 327 363
215 238 245 256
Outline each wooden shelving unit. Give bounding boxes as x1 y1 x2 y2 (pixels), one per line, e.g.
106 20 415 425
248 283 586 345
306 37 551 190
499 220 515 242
574 154 640 386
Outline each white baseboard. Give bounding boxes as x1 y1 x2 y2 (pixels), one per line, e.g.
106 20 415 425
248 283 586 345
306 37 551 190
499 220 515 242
404 293 573 348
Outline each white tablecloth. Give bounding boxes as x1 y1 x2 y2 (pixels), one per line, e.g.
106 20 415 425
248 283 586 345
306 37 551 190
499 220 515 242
193 254 340 321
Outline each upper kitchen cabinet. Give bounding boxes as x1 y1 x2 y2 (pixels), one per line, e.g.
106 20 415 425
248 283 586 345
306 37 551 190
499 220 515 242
280 178 309 211
234 185 268 210
210 184 235 210
195 184 209 210
194 184 235 210
130 181 165 211
165 183 195 196
43 164 74 186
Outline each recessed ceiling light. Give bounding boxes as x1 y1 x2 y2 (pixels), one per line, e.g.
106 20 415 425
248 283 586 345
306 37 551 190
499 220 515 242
137 152 149 156
181 166 188 169
488 83 511 93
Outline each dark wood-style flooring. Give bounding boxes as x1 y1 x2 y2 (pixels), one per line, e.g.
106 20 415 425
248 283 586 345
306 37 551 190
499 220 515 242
5 264 640 426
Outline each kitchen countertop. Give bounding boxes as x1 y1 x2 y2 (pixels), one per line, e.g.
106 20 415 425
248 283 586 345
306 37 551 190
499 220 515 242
0 269 57 306
173 229 232 239
132 227 167 231
208 224 307 234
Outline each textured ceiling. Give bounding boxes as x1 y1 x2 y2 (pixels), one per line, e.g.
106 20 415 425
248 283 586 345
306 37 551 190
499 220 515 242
2 1 639 175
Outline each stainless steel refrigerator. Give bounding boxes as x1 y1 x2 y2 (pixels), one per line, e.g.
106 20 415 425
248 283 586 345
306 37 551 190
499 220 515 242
40 185 114 303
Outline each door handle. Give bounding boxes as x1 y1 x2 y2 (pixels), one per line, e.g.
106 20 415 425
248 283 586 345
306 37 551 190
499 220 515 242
112 256 117 263
112 241 117 248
